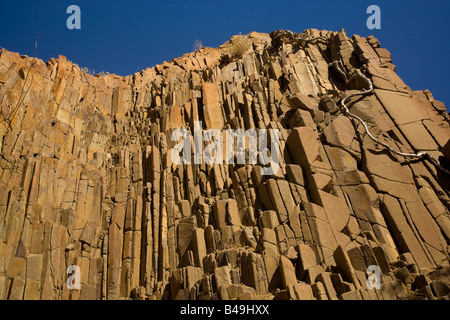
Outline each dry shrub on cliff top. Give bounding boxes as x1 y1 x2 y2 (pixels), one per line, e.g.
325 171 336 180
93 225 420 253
193 40 204 51
228 33 252 58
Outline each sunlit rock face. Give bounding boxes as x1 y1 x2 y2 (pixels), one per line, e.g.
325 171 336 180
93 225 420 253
0 29 449 300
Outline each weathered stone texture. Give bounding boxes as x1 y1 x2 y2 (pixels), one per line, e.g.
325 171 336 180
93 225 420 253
0 28 448 300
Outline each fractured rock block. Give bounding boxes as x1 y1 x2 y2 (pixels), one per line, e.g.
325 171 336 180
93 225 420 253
240 251 268 295
79 220 97 246
279 255 297 288
287 282 315 300
285 164 304 186
192 228 207 268
8 277 25 300
311 281 328 300
259 210 279 229
296 244 319 280
286 127 321 167
226 199 241 226
213 200 227 230
202 82 225 129
333 245 360 288
287 93 318 117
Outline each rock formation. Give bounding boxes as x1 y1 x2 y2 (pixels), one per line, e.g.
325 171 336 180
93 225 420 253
0 29 449 300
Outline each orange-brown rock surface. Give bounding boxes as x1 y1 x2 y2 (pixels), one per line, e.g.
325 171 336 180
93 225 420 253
0 29 449 300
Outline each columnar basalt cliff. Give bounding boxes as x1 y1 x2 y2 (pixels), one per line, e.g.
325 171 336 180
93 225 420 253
0 29 449 300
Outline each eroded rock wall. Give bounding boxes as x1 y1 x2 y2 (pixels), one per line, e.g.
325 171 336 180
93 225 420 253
0 29 449 300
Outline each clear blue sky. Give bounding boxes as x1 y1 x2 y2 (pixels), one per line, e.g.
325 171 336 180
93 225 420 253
1 0 449 107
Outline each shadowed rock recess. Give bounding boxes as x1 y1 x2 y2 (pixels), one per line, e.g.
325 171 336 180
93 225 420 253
0 29 449 301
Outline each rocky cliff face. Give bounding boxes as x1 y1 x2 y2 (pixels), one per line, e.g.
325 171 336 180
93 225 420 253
0 29 449 300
